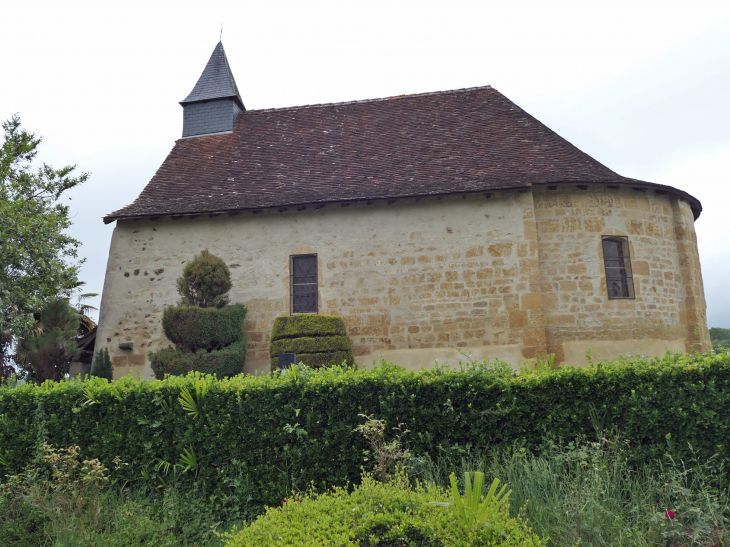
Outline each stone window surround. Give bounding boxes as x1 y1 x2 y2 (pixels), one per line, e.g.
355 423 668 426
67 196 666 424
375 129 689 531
290 253 319 315
601 235 636 300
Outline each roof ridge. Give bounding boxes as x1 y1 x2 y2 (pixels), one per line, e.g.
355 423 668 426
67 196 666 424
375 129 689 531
247 85 494 114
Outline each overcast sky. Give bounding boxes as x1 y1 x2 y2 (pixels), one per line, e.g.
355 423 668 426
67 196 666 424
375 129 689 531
2 0 729 328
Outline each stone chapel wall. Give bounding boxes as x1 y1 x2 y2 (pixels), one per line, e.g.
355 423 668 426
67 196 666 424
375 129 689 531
96 187 708 379
533 185 709 364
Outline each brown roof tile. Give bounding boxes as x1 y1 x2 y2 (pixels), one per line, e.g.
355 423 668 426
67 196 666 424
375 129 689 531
104 86 701 223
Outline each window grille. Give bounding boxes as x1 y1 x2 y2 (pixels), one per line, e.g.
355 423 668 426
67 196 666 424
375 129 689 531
601 236 635 299
290 254 318 314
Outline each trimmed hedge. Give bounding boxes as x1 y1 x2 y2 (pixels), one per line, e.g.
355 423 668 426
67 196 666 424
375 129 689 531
270 335 352 356
2 352 730 509
270 315 354 370
148 341 247 379
162 304 247 353
270 315 347 340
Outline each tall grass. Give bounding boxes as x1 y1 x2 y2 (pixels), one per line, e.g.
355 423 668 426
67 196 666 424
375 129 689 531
411 435 730 547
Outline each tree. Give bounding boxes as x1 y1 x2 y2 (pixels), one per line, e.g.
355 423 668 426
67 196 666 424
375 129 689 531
90 347 113 380
16 298 81 383
0 114 88 366
176 249 232 308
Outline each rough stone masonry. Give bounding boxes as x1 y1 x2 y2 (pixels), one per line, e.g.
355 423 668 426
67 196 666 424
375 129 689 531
98 185 708 379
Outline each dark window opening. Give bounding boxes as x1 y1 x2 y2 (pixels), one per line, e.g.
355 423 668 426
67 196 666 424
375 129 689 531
291 254 318 314
602 237 635 299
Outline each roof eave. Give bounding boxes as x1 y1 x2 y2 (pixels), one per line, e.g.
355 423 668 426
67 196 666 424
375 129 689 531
102 180 702 224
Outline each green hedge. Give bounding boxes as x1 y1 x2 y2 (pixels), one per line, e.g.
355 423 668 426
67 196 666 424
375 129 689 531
270 315 347 340
270 335 352 356
162 304 247 353
270 315 354 370
2 352 730 509
148 340 247 379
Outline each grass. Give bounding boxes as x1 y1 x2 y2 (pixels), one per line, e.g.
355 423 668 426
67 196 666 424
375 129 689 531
411 434 730 546
3 434 730 545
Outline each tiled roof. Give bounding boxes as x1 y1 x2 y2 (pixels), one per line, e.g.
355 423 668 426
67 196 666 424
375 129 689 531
105 86 701 223
180 41 244 110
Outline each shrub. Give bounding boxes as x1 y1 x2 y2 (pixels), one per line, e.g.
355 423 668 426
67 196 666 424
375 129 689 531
0 442 175 547
270 315 354 370
149 340 247 379
176 249 232 309
16 298 80 383
2 352 730 510
710 327 730 351
162 304 247 353
149 250 246 378
90 347 114 380
219 473 545 546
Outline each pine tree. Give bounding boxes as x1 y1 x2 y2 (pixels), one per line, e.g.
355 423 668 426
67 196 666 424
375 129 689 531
17 298 80 383
90 347 113 380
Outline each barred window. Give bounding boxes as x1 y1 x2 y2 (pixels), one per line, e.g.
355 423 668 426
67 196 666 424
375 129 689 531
290 254 318 314
602 237 635 299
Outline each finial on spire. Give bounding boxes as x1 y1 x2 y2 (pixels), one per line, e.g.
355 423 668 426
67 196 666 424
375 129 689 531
220 24 223 42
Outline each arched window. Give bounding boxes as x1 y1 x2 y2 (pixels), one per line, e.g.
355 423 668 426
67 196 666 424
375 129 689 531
602 237 635 299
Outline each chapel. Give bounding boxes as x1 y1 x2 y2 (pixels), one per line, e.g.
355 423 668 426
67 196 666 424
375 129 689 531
97 42 709 378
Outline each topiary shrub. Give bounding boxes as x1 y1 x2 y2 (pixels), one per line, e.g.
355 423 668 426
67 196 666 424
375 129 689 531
90 347 113 380
148 341 247 379
176 249 232 309
269 315 354 371
149 250 246 378
162 304 247 353
219 473 545 546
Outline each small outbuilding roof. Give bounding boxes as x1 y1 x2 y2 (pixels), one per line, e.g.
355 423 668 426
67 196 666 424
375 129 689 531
105 85 701 223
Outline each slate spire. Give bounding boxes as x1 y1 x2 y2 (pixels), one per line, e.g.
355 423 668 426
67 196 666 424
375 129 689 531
179 42 244 138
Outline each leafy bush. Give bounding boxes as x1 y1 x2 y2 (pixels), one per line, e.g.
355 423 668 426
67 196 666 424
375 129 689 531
2 352 730 510
149 341 247 379
220 473 544 546
270 315 354 370
149 250 246 378
0 442 177 547
176 249 232 309
90 347 114 380
162 304 247 354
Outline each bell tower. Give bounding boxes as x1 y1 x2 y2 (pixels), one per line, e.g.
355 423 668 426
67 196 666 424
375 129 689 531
179 42 244 138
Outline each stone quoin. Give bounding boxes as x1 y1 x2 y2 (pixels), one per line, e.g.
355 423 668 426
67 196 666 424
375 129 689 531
96 41 709 379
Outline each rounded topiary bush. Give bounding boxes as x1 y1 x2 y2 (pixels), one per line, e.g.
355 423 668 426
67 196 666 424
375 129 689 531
162 304 247 353
177 249 232 309
220 474 545 546
149 250 247 378
269 315 354 371
148 341 247 379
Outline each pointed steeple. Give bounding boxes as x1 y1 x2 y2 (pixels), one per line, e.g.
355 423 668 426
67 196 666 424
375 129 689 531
179 42 244 138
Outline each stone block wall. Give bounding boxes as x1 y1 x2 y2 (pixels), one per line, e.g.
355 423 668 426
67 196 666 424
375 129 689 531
533 185 708 363
96 187 708 379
